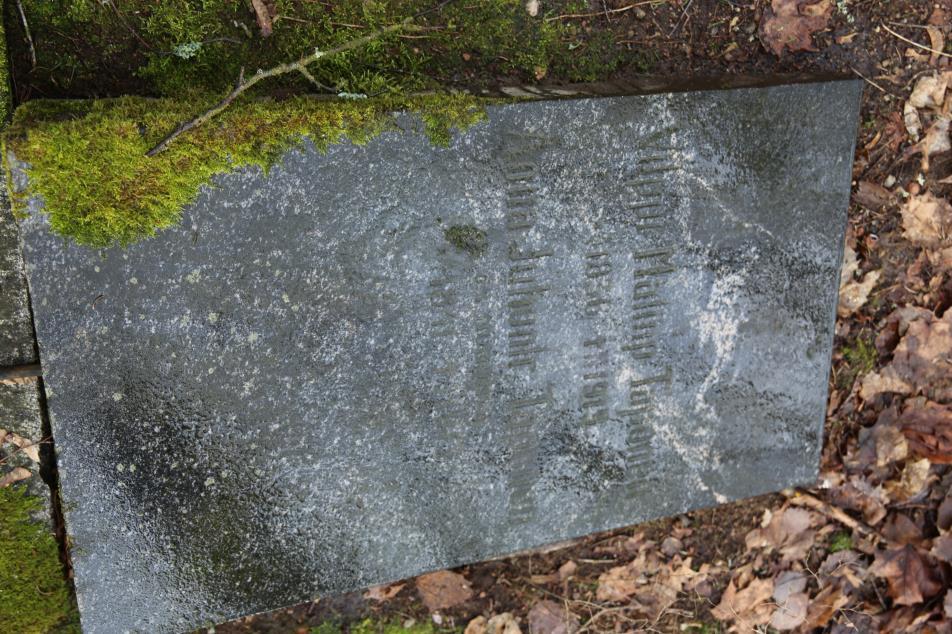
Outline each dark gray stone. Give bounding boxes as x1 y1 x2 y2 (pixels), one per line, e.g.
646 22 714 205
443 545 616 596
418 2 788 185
1 186 36 367
15 80 862 633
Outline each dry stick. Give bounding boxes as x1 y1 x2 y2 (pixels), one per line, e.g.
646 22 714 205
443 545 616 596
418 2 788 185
783 489 885 545
545 1 665 21
14 0 36 69
146 19 415 157
882 23 952 59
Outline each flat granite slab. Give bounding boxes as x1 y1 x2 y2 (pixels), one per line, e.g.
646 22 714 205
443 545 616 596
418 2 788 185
15 80 861 633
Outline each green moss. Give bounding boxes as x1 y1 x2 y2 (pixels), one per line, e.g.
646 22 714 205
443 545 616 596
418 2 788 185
13 0 621 98
0 485 79 634
837 336 876 390
444 224 488 256
6 93 489 247
349 618 454 634
828 530 853 553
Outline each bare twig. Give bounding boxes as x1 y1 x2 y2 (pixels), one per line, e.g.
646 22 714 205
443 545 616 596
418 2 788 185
146 19 415 157
783 489 882 543
545 1 665 21
882 23 952 59
14 0 36 69
850 67 886 93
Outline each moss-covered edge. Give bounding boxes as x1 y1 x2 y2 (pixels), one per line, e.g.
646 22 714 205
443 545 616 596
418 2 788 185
0 486 79 634
3 92 495 248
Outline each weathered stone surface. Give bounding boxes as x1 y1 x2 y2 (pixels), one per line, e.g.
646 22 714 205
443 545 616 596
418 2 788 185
16 81 862 633
0 381 50 520
0 187 36 366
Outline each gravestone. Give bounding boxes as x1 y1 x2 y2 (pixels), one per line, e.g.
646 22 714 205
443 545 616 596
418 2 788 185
14 80 862 633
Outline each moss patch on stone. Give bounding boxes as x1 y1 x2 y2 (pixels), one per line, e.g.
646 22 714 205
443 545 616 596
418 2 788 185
311 618 457 634
0 485 79 634
5 93 489 248
444 224 488 256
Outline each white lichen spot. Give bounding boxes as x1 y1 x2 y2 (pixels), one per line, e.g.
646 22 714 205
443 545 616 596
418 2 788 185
116 463 125 472
207 312 219 324
128 464 136 473
129 277 138 285
204 477 216 487
247 332 259 343
112 392 124 402
291 304 300 312
185 269 201 284
281 293 290 304
207 367 215 374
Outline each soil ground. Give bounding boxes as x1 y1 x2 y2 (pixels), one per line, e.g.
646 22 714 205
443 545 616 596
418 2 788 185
4 0 951 632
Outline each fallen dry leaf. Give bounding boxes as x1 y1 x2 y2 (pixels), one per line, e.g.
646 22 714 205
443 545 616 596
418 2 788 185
250 0 274 37
525 0 539 16
486 613 521 634
527 600 578 634
902 193 952 249
416 570 473 611
914 117 951 172
909 74 950 109
886 458 933 502
870 545 943 606
711 575 775 627
0 429 41 463
0 466 31 488
861 310 952 402
905 101 922 141
931 533 952 563
769 591 808 630
854 180 893 210
363 582 405 602
900 400 952 463
839 269 880 317
759 0 833 56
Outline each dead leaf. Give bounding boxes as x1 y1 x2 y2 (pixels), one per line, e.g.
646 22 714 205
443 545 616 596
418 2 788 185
527 600 578 634
881 513 925 546
759 0 833 56
769 591 808 630
711 575 775 626
839 269 880 317
861 310 952 403
0 466 31 488
772 570 807 604
802 584 850 629
854 180 893 210
909 74 950 109
465 617 487 634
416 570 473 611
899 400 952 463
0 430 41 464
364 582 405 602
887 458 933 502
486 613 521 634
901 193 952 248
946 589 952 618
931 533 952 563
908 117 952 172
905 102 922 142
525 0 539 16
870 545 943 606
928 27 946 66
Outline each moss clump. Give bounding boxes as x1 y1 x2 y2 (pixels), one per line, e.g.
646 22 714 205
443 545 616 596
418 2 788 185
6 93 488 247
444 224 488 256
828 530 853 553
0 485 79 634
837 336 876 389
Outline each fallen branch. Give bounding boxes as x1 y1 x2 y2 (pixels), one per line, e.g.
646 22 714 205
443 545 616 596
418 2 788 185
14 0 36 69
146 18 416 157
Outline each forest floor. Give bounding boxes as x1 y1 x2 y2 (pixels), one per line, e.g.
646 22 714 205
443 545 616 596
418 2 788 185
3 0 952 632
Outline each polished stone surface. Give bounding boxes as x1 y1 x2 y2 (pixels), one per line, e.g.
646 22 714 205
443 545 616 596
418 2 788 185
16 80 862 633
